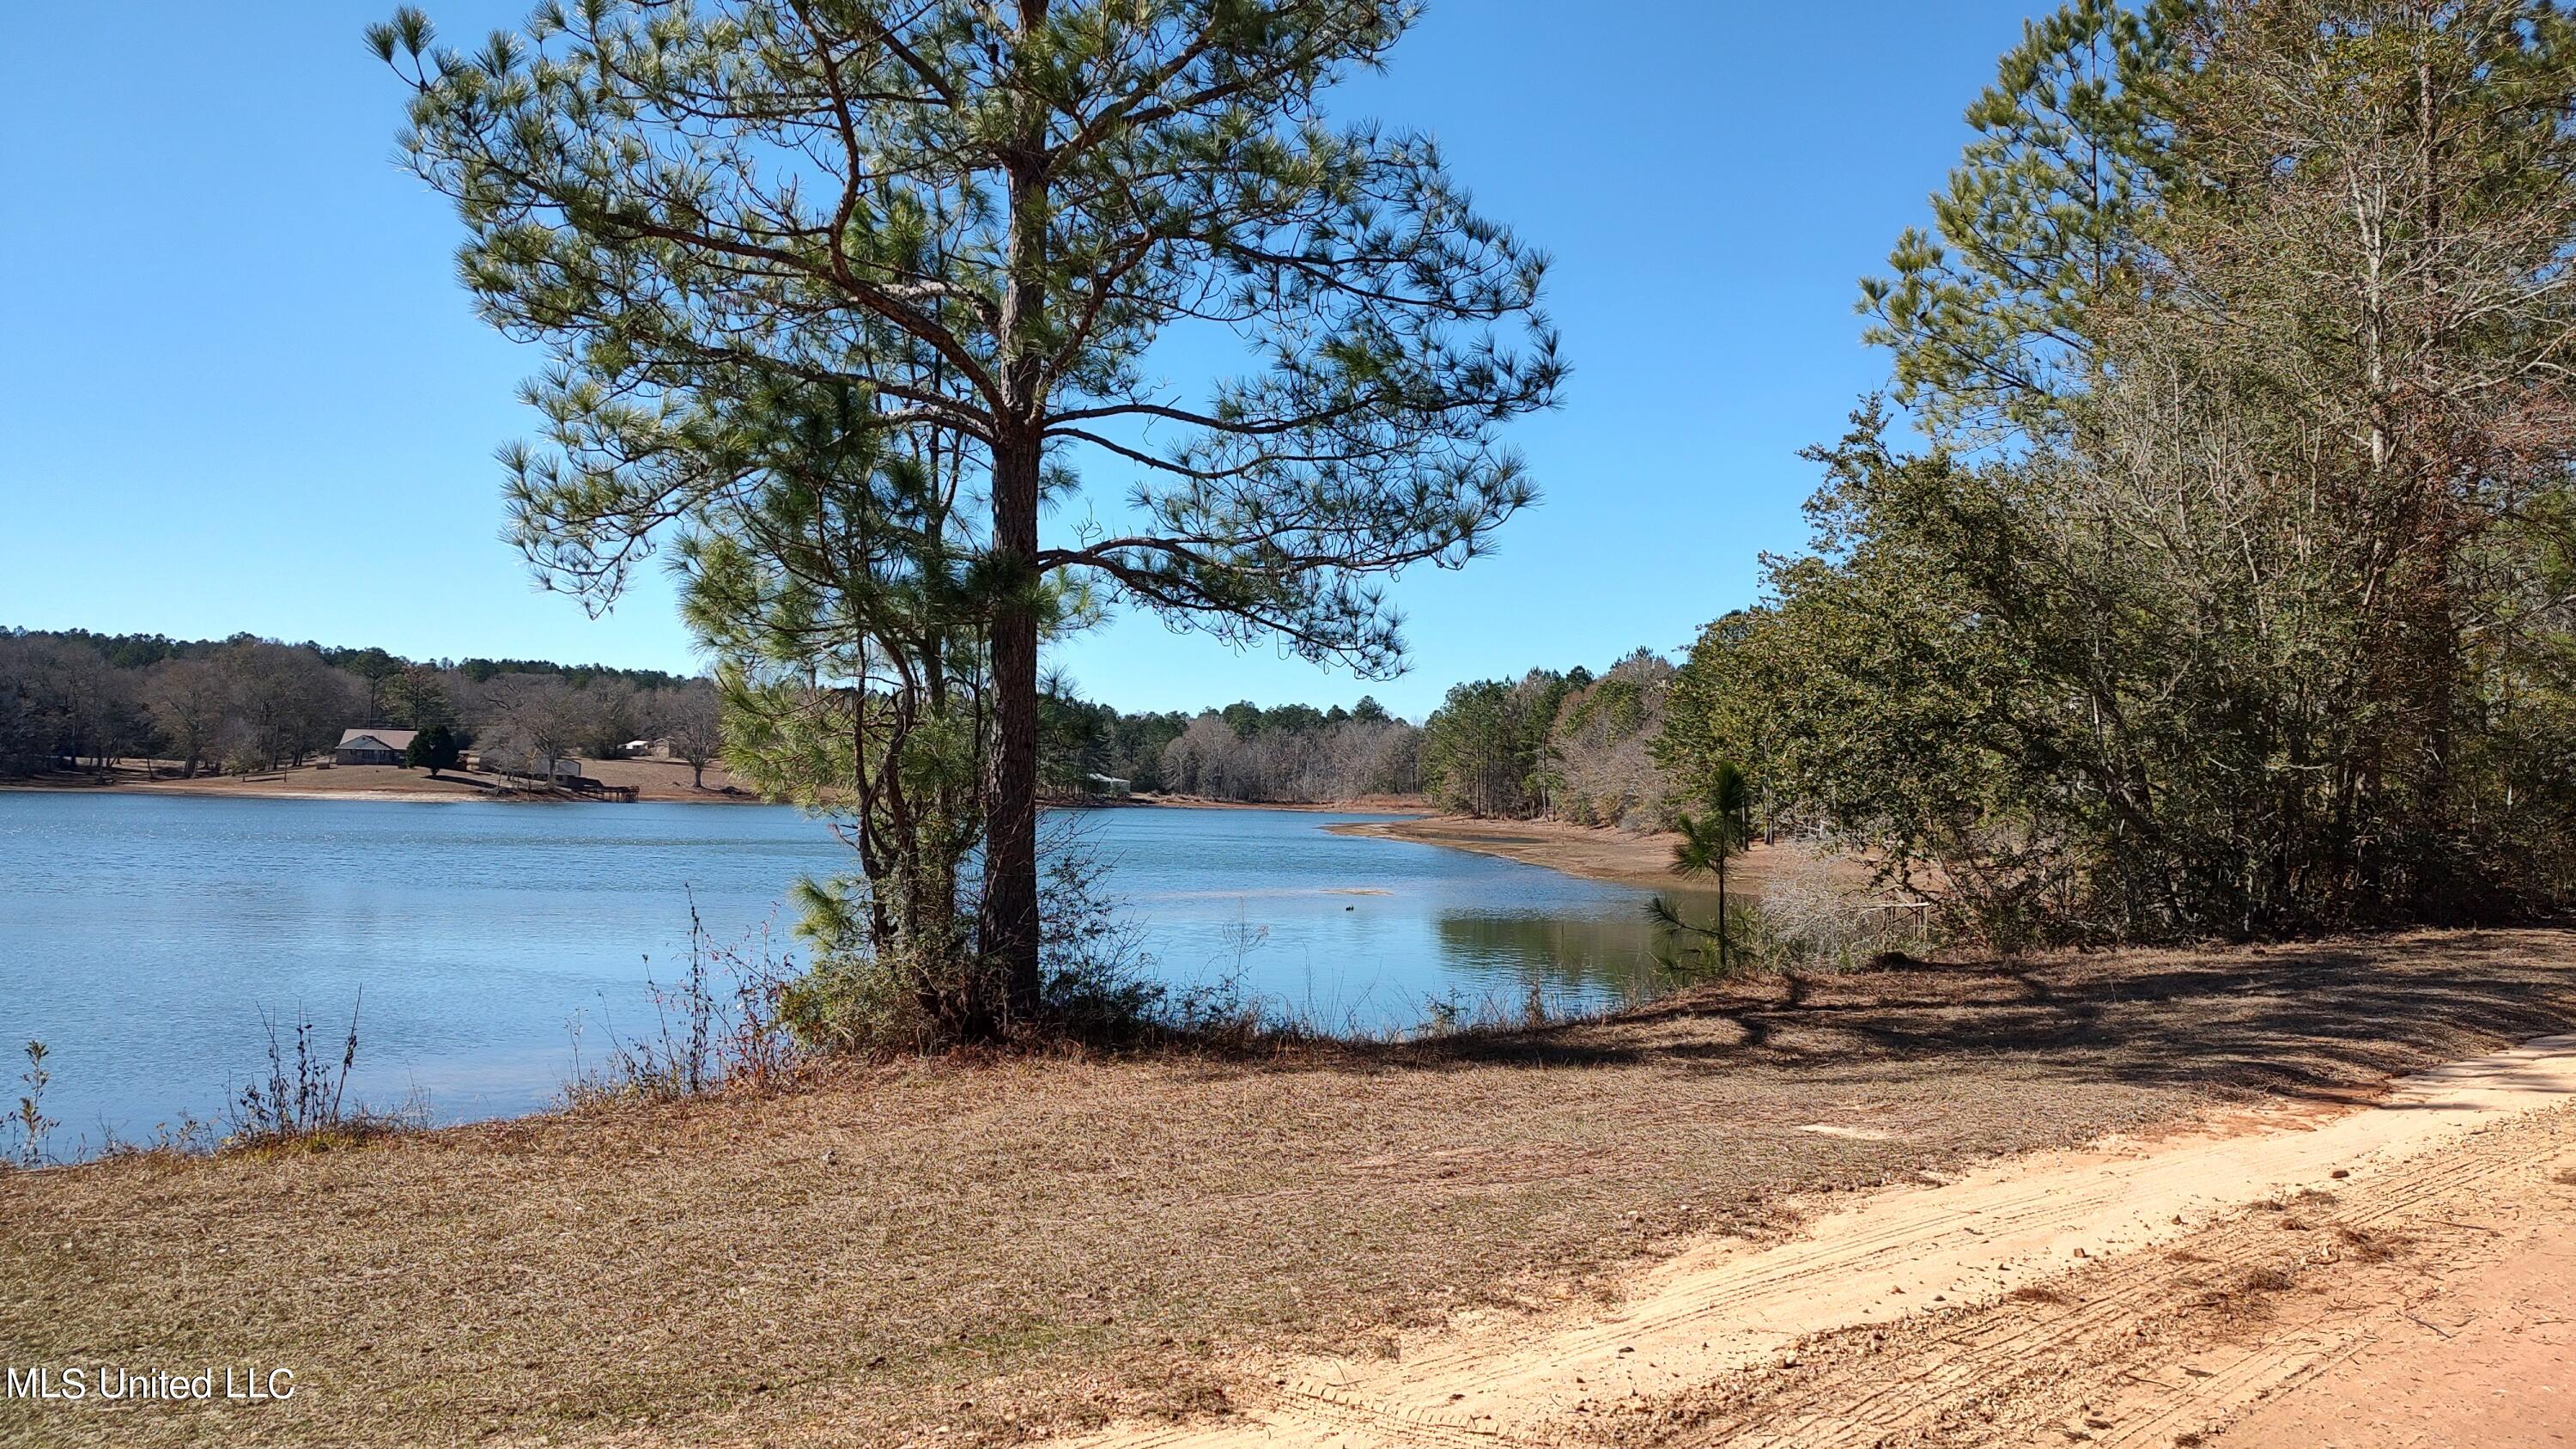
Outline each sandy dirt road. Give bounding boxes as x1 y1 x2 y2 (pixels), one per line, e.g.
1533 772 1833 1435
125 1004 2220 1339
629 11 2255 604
2206 1215 2575 1448
1066 1037 2576 1449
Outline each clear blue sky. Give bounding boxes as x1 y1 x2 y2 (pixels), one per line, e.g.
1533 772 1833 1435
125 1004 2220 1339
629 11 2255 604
0 2 2043 720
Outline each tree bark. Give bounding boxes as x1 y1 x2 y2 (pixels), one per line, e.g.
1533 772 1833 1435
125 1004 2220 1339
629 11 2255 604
986 48 1051 1026
983 431 1045 1022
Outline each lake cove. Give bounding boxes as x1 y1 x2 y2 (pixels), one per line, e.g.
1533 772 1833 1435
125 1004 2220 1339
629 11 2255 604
0 794 1682 1149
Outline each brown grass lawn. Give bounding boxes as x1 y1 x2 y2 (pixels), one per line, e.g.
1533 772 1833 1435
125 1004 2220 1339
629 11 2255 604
7 929 2576 1447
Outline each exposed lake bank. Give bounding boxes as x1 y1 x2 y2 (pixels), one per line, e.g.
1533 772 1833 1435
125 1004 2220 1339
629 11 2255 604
0 756 755 804
1324 814 1872 895
1109 791 1430 814
9 928 2573 1448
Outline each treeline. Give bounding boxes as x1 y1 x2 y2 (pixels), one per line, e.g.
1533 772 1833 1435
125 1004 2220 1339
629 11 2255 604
7 614 1687 814
1417 649 1679 828
1043 652 1686 818
0 628 719 781
1039 665 1689 815
1650 1 2576 947
1042 695 1420 801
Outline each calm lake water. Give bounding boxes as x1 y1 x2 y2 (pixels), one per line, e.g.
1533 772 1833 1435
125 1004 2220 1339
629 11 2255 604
0 794 1683 1154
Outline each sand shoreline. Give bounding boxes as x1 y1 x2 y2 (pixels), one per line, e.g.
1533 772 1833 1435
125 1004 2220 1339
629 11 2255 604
1322 813 1868 894
0 758 760 806
1106 792 1427 815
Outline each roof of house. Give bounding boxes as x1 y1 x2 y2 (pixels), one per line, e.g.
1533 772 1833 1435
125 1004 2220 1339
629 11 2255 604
337 728 421 751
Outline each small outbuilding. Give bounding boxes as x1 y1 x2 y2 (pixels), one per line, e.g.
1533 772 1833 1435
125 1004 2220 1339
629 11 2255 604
1084 773 1133 799
334 728 420 766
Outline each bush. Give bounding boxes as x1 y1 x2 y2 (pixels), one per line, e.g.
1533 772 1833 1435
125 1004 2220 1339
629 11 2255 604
7 1040 54 1169
1735 867 1930 973
565 902 801 1105
775 840 1167 1055
227 995 425 1150
1653 853 1934 978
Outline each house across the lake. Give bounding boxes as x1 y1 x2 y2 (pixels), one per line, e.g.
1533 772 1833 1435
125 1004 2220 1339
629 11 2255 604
334 728 419 766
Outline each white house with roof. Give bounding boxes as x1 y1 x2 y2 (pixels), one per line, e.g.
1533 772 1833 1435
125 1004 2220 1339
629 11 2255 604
334 728 419 766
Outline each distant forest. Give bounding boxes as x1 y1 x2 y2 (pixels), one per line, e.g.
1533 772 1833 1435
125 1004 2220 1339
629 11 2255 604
0 627 718 781
1042 694 1420 802
3 625 1691 820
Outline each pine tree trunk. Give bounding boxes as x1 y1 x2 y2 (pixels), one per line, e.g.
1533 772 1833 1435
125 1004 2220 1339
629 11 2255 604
987 84 1054 1028
983 433 1045 1024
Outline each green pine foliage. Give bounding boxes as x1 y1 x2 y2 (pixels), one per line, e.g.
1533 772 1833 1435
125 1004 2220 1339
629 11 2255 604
1419 670 1569 818
374 0 1563 1008
404 725 462 776
1664 0 2576 947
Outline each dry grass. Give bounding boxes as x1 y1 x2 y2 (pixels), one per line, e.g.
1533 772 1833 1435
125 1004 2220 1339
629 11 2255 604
2333 1224 2407 1262
2188 1263 2303 1320
7 928 2576 1447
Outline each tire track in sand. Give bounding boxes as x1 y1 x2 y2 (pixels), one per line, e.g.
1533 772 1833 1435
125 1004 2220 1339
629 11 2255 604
1058 1035 2576 1449
1657 1107 2570 1446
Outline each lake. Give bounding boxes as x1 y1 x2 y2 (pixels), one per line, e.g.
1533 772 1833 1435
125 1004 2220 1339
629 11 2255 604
0 794 1684 1154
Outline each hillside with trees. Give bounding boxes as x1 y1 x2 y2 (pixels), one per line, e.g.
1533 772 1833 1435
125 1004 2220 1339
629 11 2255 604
0 624 1434 807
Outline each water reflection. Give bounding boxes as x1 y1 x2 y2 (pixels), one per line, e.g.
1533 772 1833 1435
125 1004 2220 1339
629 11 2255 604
4 794 1706 1147
1430 908 1674 1004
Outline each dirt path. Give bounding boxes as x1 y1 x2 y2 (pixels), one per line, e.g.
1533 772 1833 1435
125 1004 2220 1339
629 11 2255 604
2206 1207 2575 1447
1066 1036 2576 1449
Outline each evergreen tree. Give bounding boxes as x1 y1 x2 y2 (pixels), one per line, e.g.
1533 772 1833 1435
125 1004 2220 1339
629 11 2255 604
344 648 405 725
406 724 462 777
375 0 1561 1016
387 665 456 733
1663 761 1753 973
1859 0 2184 443
1669 1 2576 943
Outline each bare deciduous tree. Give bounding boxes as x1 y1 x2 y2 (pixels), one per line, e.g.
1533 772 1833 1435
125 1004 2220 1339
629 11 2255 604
662 685 725 791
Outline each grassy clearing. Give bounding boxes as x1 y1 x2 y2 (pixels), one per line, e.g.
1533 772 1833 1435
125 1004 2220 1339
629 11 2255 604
6 928 2575 1447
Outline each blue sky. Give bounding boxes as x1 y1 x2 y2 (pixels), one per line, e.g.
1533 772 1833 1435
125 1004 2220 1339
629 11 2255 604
0 2 2044 720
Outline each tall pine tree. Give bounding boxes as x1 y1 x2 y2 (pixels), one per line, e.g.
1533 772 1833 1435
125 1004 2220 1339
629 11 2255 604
375 0 1561 1019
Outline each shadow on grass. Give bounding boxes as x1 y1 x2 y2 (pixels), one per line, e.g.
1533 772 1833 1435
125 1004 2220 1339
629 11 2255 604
1175 928 2576 1108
